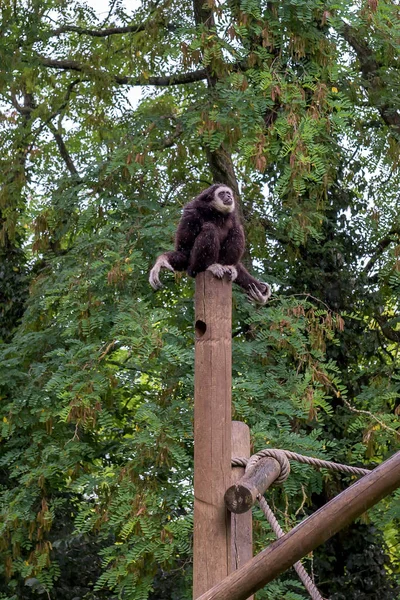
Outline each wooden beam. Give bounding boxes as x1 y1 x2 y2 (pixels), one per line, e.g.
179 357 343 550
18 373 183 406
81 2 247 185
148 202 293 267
195 450 400 600
230 422 253 600
225 457 281 514
193 271 232 598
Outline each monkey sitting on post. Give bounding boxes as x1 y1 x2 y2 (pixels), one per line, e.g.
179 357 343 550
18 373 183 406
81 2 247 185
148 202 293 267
149 184 271 305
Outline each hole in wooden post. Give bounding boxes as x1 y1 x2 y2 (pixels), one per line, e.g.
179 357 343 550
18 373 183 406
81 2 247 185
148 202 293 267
195 320 207 338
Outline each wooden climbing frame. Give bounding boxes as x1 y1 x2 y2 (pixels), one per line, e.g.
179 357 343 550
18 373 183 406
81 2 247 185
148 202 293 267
192 273 400 600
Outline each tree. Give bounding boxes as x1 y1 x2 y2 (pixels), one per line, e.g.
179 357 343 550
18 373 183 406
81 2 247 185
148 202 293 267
0 0 399 598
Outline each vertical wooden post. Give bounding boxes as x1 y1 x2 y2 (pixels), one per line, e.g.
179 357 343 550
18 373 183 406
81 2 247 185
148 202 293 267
231 421 253 600
193 271 232 598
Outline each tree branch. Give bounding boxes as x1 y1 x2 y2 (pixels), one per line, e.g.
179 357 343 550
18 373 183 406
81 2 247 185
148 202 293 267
341 395 399 437
1 88 35 242
38 79 83 134
363 227 400 273
158 123 184 148
339 21 400 137
38 56 208 86
374 314 400 344
46 122 80 178
10 90 36 115
46 22 178 38
49 23 147 37
191 0 235 186
43 0 174 39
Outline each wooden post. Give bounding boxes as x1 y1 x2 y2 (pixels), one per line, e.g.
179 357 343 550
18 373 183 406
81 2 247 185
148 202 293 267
231 421 253 600
225 457 281 514
195 449 400 600
193 271 232 598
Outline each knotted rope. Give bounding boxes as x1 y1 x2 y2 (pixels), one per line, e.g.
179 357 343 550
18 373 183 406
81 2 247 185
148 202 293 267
231 449 369 600
232 448 370 485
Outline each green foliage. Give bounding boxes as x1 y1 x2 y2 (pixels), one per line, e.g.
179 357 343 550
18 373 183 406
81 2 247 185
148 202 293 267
0 0 400 598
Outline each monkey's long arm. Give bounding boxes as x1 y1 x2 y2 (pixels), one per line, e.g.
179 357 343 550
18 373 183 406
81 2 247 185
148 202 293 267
149 208 201 290
235 263 271 305
218 223 245 265
149 251 187 290
187 222 220 277
175 207 202 254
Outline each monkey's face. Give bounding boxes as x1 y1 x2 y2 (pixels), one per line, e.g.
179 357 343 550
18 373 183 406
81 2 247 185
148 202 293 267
210 186 235 214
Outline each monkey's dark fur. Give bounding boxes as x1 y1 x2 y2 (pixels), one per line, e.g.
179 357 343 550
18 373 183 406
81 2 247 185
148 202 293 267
149 184 270 304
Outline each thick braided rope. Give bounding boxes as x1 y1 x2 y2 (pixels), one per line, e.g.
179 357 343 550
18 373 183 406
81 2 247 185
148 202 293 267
246 449 291 484
258 496 326 600
230 449 367 599
232 449 370 484
280 450 370 476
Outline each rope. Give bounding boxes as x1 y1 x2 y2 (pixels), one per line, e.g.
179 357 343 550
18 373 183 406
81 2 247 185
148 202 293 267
230 450 369 599
230 450 367 600
232 449 370 485
278 450 370 477
258 496 326 600
245 449 291 484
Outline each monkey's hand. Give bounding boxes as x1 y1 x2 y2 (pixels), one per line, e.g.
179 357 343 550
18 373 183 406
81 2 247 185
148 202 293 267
207 264 238 281
247 282 271 305
222 265 237 281
149 255 174 290
207 263 226 279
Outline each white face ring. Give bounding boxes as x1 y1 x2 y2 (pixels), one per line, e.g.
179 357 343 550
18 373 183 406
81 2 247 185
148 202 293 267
210 186 235 214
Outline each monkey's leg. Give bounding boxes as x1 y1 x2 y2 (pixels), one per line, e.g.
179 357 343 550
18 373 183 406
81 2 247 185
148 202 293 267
235 263 271 305
149 251 189 290
187 223 221 278
218 226 244 282
219 226 245 265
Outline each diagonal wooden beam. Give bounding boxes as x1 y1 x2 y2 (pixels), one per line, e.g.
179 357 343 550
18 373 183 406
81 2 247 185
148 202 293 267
196 450 400 600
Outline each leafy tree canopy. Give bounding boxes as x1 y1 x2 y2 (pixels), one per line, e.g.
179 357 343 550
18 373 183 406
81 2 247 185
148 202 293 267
0 0 399 598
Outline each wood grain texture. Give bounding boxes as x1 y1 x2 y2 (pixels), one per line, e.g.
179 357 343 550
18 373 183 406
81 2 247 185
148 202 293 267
193 271 232 598
225 457 281 514
231 422 253 600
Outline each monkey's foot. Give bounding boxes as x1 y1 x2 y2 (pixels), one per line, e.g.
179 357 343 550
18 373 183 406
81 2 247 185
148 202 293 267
149 255 174 290
222 265 238 281
247 282 271 305
207 263 226 279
